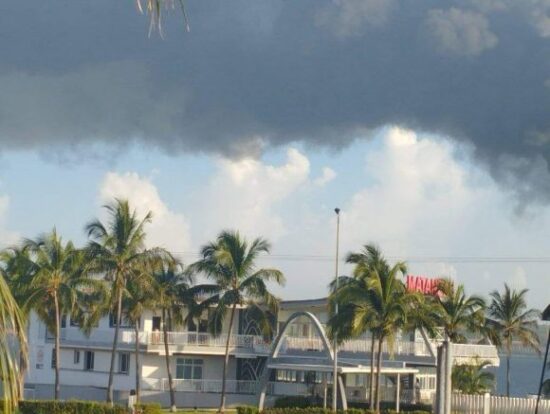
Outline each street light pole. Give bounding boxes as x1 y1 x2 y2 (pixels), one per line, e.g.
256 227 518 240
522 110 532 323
332 208 341 413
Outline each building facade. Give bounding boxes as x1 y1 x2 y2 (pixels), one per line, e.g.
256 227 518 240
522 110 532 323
24 298 500 407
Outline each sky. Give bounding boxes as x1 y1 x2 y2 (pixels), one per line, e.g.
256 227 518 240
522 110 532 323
0 1 549 309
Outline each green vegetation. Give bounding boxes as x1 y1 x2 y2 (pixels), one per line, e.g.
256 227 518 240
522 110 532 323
188 230 285 413
452 359 495 394
0 199 545 412
486 284 540 396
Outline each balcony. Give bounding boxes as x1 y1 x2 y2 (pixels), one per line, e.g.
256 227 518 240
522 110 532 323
146 332 270 355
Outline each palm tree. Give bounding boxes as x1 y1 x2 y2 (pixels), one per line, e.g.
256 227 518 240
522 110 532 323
0 268 27 414
487 284 540 396
452 359 495 394
124 270 156 404
152 258 190 412
189 230 285 414
1 246 34 398
23 229 98 400
434 279 486 343
328 244 387 410
135 0 190 36
86 199 156 404
365 256 410 413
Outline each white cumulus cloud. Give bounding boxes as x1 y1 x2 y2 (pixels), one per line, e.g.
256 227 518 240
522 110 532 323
99 172 191 253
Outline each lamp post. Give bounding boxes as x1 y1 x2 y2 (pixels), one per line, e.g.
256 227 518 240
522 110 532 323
332 208 341 413
535 304 550 414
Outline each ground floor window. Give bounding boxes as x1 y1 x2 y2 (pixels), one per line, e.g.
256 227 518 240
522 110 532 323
175 358 203 380
84 351 94 371
50 349 56 369
74 350 80 364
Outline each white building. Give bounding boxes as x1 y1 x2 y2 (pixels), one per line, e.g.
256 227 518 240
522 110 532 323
24 297 500 408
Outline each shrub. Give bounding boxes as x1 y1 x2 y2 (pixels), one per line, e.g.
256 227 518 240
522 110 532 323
237 406 259 414
133 403 162 414
16 400 128 414
273 396 323 408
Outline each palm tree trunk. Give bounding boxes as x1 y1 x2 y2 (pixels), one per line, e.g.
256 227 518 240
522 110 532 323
53 291 61 400
107 287 123 405
162 308 176 412
369 334 376 410
506 352 511 397
375 336 384 414
19 347 27 399
220 303 237 414
134 317 141 403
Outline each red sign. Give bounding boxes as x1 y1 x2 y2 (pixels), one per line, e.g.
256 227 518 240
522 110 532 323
406 275 441 296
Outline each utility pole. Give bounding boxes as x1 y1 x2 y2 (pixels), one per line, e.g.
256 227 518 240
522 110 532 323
332 207 341 413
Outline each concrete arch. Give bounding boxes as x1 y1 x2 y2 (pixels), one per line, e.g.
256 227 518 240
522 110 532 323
257 311 347 410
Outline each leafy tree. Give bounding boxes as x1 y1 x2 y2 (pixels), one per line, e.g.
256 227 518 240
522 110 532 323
452 359 495 394
1 246 34 398
124 270 156 404
487 284 540 396
328 245 386 410
86 199 157 404
0 268 27 414
23 229 100 400
152 257 211 412
433 279 486 342
189 230 284 413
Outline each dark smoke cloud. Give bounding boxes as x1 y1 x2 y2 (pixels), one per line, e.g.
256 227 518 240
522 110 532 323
0 1 549 197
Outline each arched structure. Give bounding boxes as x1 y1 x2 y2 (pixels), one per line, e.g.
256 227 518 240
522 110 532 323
257 311 347 410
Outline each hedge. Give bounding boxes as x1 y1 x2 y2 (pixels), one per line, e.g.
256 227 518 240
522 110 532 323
0 400 129 414
237 407 430 414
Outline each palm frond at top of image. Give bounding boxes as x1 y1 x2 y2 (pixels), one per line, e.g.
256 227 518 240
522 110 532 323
136 0 190 37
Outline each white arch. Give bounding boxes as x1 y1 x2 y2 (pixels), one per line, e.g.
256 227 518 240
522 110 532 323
257 311 347 410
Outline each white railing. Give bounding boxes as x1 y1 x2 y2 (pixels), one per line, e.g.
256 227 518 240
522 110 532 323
162 379 259 394
51 328 146 346
280 336 431 356
452 393 550 414
147 332 265 350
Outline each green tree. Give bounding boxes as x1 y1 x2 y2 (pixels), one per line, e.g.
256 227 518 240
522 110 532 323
23 229 99 400
124 270 156 404
0 268 27 414
152 258 210 412
189 230 284 413
1 246 34 398
328 245 387 410
434 279 486 342
365 255 410 414
86 199 156 404
487 284 540 396
452 359 495 394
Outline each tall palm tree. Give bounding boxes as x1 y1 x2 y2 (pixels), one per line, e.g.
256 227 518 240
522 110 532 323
189 230 285 414
124 270 156 404
152 258 191 412
452 359 495 394
23 229 98 400
0 268 27 414
487 284 540 396
434 279 486 343
86 199 155 404
1 246 34 399
365 256 410 414
328 244 387 410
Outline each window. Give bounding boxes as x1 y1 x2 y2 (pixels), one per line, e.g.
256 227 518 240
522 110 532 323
276 370 297 382
118 352 130 375
176 358 203 380
84 351 94 371
109 312 132 328
50 349 56 369
74 350 80 364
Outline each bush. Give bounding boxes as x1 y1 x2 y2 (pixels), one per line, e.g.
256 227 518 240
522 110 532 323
237 406 259 414
273 396 322 408
133 403 162 414
16 400 128 414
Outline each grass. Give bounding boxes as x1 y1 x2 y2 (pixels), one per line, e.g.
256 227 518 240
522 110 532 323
162 410 237 414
